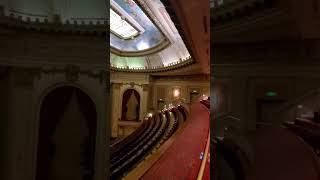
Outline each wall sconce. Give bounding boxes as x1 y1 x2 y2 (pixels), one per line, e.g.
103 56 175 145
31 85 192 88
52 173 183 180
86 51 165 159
202 94 210 100
173 88 180 98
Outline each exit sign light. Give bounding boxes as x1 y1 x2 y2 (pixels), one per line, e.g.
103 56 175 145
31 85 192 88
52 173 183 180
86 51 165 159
265 91 278 97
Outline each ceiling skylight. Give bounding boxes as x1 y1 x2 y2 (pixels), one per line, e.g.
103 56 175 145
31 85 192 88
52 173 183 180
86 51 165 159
110 8 139 39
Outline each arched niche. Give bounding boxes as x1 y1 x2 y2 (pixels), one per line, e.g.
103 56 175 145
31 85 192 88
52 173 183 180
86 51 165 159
36 86 97 180
121 88 140 121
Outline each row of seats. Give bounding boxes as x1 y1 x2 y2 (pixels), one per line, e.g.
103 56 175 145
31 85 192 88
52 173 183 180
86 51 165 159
111 114 164 177
208 95 251 180
111 120 148 155
161 111 179 142
284 118 320 155
110 105 187 179
200 98 210 109
213 136 251 180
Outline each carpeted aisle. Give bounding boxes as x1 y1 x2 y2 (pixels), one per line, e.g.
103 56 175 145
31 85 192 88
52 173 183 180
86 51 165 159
141 102 210 180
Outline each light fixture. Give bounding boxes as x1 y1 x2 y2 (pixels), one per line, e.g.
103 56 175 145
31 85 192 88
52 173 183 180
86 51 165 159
265 91 278 97
173 89 180 97
136 41 149 50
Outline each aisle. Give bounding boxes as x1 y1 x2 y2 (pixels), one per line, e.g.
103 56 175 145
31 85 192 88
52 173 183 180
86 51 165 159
141 102 210 180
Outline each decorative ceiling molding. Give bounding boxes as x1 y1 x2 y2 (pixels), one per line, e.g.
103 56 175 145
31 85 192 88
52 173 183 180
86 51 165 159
110 58 195 73
160 0 195 67
110 38 170 57
135 0 170 39
110 0 191 70
110 0 145 39
0 12 107 36
0 4 108 25
110 0 170 55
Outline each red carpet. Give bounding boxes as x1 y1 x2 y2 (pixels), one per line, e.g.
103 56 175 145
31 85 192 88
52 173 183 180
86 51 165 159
141 102 210 180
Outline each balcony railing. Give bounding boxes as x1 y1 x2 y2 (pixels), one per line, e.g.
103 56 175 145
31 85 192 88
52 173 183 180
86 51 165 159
110 57 194 73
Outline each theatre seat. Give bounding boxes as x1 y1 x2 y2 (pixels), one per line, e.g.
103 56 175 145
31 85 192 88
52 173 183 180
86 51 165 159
110 106 187 179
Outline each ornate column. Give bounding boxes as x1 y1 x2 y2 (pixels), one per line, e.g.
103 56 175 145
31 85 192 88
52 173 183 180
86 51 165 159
7 67 40 180
111 83 121 137
141 84 149 120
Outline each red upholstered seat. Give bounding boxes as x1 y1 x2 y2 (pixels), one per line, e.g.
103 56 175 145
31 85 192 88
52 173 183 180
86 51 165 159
251 127 320 180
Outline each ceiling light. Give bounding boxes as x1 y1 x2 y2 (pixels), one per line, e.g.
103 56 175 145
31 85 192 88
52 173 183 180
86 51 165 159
137 41 149 50
173 89 180 97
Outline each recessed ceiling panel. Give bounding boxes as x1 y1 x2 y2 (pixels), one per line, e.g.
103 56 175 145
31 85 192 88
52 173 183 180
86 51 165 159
110 0 169 55
110 8 139 39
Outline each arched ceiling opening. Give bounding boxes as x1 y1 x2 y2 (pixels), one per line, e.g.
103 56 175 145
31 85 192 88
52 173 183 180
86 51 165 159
109 0 192 70
110 0 169 54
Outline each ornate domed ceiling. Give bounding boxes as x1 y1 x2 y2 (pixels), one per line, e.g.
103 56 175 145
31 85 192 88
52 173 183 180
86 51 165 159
110 0 191 71
110 0 169 55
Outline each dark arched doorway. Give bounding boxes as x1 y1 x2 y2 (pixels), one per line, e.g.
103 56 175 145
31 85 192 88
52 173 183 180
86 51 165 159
121 89 140 121
36 86 97 180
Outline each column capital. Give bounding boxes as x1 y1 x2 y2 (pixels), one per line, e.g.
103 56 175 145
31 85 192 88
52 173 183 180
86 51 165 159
12 67 41 87
111 82 122 89
142 84 149 91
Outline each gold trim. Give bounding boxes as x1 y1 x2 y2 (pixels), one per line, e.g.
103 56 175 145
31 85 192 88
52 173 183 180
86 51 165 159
110 57 194 72
197 131 210 180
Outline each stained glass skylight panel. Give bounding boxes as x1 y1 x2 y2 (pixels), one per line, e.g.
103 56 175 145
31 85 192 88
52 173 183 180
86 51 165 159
110 8 139 39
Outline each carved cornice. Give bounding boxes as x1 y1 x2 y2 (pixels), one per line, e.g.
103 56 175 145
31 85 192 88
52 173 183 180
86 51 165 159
153 74 210 82
111 83 122 89
159 0 196 63
111 39 171 57
0 6 107 36
12 67 41 87
213 40 320 64
64 64 80 82
136 0 168 38
39 66 106 84
142 84 149 91
110 58 195 73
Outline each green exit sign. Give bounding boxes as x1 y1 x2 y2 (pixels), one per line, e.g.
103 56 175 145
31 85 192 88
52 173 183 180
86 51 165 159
265 91 278 97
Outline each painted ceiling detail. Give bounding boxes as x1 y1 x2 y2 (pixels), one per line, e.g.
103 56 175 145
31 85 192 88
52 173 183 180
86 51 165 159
110 8 141 39
110 0 191 70
110 0 170 56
